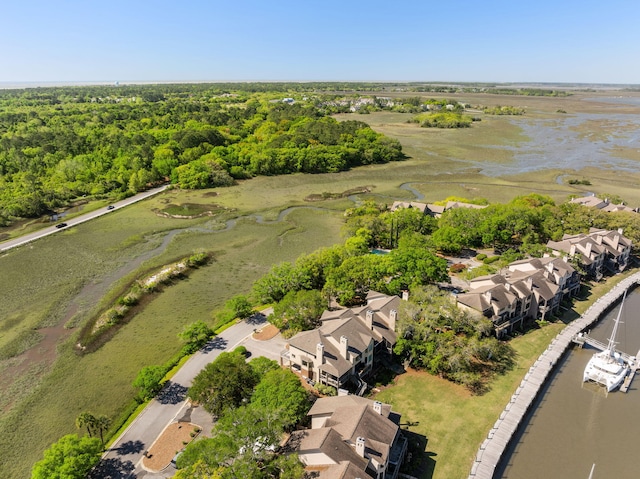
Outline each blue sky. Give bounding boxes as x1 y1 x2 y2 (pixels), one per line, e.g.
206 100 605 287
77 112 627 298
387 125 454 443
2 0 639 84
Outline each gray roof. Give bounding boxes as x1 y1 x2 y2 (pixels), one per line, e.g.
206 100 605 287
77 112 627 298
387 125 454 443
306 461 374 479
390 201 428 214
308 396 399 467
308 395 392 418
456 292 490 313
287 428 368 470
288 317 374 379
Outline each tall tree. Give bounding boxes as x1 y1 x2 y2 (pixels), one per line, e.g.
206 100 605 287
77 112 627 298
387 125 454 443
187 351 257 417
269 289 325 338
176 405 302 479
31 434 102 479
132 365 167 400
75 412 96 438
94 415 111 447
251 368 311 428
179 320 214 353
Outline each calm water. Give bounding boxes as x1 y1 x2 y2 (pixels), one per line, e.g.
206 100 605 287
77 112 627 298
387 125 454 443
498 288 640 479
473 112 640 177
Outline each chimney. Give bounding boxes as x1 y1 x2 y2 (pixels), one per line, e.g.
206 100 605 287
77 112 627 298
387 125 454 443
482 291 492 304
373 401 383 415
316 343 324 365
365 310 374 330
401 290 409 301
618 228 624 235
585 242 592 258
340 336 349 360
570 244 576 257
355 437 366 457
389 309 398 331
525 277 533 291
546 262 554 274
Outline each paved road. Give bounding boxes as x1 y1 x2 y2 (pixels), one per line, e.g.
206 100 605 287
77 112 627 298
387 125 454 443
0 185 168 252
91 313 286 479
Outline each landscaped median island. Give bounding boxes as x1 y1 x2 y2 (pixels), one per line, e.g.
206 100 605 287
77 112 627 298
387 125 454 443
142 422 201 472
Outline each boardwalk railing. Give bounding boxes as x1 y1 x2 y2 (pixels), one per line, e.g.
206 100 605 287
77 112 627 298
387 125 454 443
468 273 640 479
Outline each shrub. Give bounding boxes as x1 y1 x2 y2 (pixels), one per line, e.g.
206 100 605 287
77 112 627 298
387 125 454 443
450 263 467 273
233 345 248 357
483 256 500 264
119 292 139 307
187 252 209 267
475 253 487 261
315 384 337 396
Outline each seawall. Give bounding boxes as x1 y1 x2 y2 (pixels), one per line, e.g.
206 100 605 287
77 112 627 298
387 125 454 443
468 272 640 479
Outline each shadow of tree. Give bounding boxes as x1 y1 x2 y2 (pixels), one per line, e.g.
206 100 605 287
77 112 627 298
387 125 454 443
112 439 145 455
401 429 433 479
202 336 228 352
89 457 135 479
246 313 267 326
157 381 188 405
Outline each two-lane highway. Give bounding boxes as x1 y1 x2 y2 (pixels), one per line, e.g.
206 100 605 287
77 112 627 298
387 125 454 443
0 185 168 252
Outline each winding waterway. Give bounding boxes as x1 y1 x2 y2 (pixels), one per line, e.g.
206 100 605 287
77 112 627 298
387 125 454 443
498 287 640 479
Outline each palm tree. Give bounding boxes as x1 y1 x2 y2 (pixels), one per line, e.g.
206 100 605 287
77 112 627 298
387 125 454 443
75 412 97 438
94 415 112 447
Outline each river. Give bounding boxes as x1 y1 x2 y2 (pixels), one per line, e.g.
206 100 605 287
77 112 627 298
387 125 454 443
498 287 640 479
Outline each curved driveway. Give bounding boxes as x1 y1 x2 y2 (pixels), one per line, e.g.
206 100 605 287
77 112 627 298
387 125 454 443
0 185 168 252
91 311 285 479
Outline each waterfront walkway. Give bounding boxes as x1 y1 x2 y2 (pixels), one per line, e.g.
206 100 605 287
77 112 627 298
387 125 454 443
468 272 640 479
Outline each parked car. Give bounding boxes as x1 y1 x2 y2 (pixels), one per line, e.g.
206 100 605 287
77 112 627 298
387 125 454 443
55 223 68 229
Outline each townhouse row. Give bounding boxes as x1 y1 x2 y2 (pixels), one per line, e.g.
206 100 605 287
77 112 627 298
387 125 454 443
457 227 632 337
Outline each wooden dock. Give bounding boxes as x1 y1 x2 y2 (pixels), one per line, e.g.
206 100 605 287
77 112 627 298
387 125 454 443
468 273 640 479
619 348 640 393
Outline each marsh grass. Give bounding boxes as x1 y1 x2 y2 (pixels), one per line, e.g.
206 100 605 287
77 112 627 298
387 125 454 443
0 205 344 478
0 331 44 360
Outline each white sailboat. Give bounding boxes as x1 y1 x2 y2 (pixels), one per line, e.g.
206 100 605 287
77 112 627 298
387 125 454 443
583 291 630 392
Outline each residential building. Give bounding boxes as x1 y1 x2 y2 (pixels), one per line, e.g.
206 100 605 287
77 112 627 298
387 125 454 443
570 195 637 213
390 200 487 218
282 292 400 392
390 201 428 215
547 228 632 279
456 256 580 337
286 395 408 479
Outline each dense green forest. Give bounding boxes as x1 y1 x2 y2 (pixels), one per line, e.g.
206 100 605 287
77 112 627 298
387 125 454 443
0 84 404 225
0 82 577 226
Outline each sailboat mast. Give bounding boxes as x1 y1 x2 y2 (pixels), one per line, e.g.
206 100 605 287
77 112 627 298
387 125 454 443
606 289 627 354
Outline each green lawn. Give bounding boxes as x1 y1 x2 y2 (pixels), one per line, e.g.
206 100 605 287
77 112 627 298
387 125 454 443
376 322 565 479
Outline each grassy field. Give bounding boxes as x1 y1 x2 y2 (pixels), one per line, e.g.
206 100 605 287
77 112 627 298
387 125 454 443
1 89 640 478
376 321 565 479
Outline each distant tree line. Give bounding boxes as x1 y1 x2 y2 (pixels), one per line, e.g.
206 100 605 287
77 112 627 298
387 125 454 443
0 85 403 224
